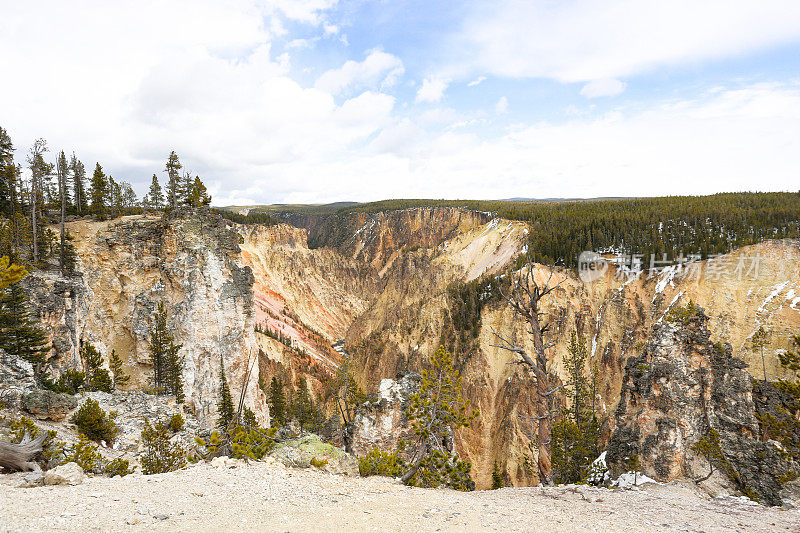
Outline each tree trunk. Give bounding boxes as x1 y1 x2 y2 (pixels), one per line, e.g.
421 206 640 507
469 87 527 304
0 433 45 472
30 178 38 263
59 157 66 274
528 313 552 486
401 440 429 484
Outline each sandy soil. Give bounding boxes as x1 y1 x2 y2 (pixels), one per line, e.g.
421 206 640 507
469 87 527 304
1 459 798 533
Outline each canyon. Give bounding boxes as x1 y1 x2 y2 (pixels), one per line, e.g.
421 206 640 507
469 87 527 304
20 206 800 490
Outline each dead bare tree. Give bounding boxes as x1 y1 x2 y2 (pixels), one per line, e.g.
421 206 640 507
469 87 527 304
491 265 565 486
0 433 45 472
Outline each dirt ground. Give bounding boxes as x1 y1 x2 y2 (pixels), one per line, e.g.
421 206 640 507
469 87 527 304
0 459 798 532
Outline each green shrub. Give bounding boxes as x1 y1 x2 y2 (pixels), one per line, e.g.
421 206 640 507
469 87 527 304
666 300 701 326
491 461 504 489
229 425 275 460
195 430 223 458
40 369 86 394
105 457 134 477
140 418 186 475
359 447 405 478
70 398 120 443
168 413 185 433
63 435 105 472
310 457 328 468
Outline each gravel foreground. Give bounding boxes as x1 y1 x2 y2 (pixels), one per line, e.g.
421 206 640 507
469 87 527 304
1 459 798 533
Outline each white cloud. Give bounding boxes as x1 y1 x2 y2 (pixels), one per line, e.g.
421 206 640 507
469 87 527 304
467 76 486 87
1 1 798 205
315 50 404 95
580 79 626 98
455 0 800 82
416 78 450 103
276 83 800 202
495 96 509 114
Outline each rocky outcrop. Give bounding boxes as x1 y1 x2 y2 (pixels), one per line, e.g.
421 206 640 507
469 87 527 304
22 390 78 421
270 434 359 476
347 373 420 456
44 462 85 485
606 306 787 505
0 349 36 406
36 208 266 426
81 391 200 454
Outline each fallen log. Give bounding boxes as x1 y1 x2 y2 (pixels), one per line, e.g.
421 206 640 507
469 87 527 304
0 433 45 472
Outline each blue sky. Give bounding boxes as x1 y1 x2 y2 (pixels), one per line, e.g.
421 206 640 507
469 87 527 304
1 1 800 205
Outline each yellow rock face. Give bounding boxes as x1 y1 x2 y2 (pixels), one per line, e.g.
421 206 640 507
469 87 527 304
46 208 799 489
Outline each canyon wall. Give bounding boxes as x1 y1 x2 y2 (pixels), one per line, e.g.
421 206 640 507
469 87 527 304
24 207 800 490
31 209 266 426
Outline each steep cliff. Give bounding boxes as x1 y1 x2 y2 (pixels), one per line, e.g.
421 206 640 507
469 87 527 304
332 210 800 489
32 208 266 426
18 207 800 491
606 306 788 505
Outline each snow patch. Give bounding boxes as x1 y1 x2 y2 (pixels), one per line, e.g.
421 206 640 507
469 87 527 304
757 281 789 316
480 218 499 236
586 452 610 486
655 291 684 324
611 471 659 489
654 264 679 295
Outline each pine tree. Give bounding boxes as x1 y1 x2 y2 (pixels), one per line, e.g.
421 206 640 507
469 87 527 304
119 181 137 208
140 418 186 474
187 176 211 207
26 139 53 263
217 356 235 431
551 331 602 484
293 377 322 432
0 283 51 369
69 154 86 215
268 376 287 427
400 346 476 490
751 326 769 383
109 349 130 390
148 301 183 399
164 151 182 210
61 232 78 275
107 176 117 219
89 163 107 218
491 461 504 489
0 127 14 217
0 146 25 261
330 352 365 427
180 171 193 205
56 151 72 207
0 256 26 289
147 174 164 210
165 341 185 403
81 342 113 393
57 151 69 274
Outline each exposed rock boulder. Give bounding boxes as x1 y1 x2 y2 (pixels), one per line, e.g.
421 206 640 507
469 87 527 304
270 434 358 476
347 373 420 456
22 390 78 421
44 462 85 485
22 274 88 371
0 349 37 407
35 209 267 427
82 391 199 453
607 305 787 505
